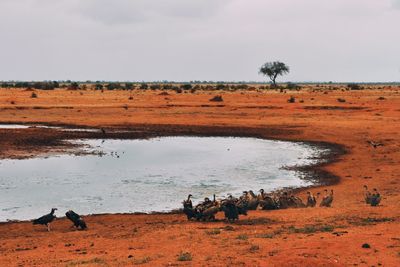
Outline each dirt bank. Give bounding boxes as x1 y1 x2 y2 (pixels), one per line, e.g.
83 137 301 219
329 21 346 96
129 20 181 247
0 87 399 266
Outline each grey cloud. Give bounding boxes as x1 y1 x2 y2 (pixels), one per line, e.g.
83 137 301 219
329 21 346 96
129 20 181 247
393 0 400 8
73 0 233 25
0 0 399 82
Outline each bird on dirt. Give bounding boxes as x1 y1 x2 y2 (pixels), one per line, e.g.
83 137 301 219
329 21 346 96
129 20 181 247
320 189 334 207
65 210 88 230
370 188 381 206
306 191 317 207
32 208 57 231
182 194 196 220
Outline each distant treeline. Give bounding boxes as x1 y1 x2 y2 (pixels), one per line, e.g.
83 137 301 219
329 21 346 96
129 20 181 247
0 81 398 91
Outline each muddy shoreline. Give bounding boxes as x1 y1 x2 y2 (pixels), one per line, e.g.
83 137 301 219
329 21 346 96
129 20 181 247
0 122 346 221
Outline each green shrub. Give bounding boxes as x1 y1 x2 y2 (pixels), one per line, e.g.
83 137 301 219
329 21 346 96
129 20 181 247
177 252 192 261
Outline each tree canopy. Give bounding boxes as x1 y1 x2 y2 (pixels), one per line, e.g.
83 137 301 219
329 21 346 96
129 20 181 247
259 61 290 87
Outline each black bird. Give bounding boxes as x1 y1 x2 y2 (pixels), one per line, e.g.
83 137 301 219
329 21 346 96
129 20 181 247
183 194 197 220
65 210 88 230
32 208 57 231
221 199 239 222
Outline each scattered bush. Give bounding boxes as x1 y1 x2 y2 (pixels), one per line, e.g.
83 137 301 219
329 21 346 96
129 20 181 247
249 245 260 253
125 83 134 90
95 83 103 90
347 83 362 90
174 87 182 94
106 83 123 90
177 252 192 262
216 84 226 90
139 83 148 90
236 234 248 240
362 243 371 249
286 82 301 90
337 98 346 103
180 84 192 90
70 82 79 90
162 84 173 90
287 96 296 103
31 92 38 98
150 84 161 90
209 95 223 102
236 84 249 90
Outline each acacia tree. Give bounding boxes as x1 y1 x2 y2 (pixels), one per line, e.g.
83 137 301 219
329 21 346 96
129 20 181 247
259 61 290 87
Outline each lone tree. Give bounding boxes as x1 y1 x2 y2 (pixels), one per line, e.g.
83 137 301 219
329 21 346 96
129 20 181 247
259 61 290 87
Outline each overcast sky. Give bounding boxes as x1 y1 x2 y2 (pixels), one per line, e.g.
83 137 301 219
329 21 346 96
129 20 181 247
0 0 399 82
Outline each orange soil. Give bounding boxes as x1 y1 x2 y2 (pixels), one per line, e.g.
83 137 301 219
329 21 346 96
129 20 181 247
0 87 400 266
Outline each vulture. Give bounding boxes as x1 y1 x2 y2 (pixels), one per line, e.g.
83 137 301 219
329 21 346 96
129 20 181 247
32 208 57 231
258 196 279 210
221 200 239 222
65 210 88 230
306 192 317 207
320 189 334 207
246 190 259 210
182 194 197 220
370 188 381 206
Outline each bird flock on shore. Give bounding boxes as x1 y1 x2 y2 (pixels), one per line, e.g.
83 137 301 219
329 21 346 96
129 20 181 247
31 185 381 231
182 186 381 222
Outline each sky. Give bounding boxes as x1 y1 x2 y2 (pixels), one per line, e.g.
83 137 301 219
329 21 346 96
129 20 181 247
0 0 399 82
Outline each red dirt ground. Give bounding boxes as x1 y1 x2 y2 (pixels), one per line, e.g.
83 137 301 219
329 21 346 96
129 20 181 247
0 86 399 266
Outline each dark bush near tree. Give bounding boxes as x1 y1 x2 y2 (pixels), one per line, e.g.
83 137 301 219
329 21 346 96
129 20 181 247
150 84 161 90
70 82 79 90
32 81 58 90
347 83 362 90
286 82 301 90
106 83 122 90
236 84 249 90
216 84 226 90
173 87 182 93
14 82 30 88
163 84 173 90
95 83 103 90
180 84 192 90
139 83 148 90
125 83 134 90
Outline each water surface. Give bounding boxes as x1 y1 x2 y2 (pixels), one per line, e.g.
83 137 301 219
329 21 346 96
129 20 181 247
0 137 325 221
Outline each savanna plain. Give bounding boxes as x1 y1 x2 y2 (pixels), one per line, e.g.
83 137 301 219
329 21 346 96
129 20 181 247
0 84 399 266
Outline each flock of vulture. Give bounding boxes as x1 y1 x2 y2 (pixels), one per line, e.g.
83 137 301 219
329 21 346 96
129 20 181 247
31 186 381 231
32 209 87 232
182 185 381 222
